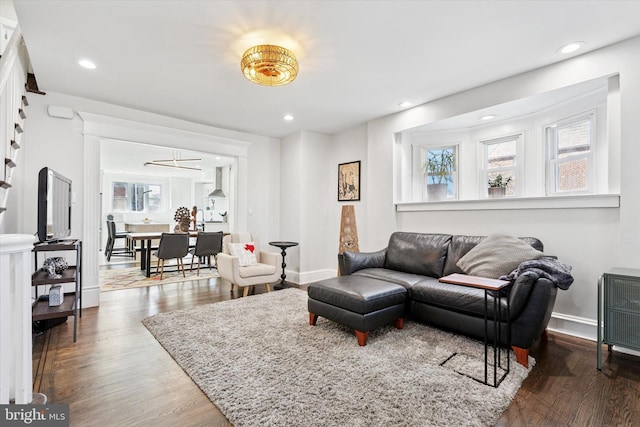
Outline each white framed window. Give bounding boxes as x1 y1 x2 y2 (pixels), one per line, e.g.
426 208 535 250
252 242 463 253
112 182 162 212
546 112 595 195
480 134 520 197
421 145 458 201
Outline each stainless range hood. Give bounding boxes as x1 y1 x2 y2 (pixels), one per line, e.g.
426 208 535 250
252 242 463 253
208 167 226 198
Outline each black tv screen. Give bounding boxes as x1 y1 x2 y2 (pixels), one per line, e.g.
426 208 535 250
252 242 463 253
37 167 72 243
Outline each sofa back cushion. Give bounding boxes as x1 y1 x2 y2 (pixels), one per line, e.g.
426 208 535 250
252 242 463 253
455 234 545 278
384 232 452 277
443 235 544 276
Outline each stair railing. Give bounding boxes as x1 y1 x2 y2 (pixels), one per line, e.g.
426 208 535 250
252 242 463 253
0 24 29 227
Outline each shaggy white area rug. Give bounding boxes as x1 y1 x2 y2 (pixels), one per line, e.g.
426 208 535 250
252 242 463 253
142 288 533 427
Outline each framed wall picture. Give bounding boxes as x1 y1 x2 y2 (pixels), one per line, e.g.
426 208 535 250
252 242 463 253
338 161 361 201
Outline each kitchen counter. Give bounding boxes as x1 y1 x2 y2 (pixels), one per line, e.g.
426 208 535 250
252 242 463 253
125 222 170 233
202 222 229 232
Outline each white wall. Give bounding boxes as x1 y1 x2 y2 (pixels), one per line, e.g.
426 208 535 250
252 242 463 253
19 95 85 240
275 124 369 283
299 131 332 276
279 132 301 276
329 125 369 252
169 177 192 215
246 138 281 245
328 35 640 340
279 131 335 283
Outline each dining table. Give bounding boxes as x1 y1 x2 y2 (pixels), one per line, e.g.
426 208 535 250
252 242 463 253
127 231 199 278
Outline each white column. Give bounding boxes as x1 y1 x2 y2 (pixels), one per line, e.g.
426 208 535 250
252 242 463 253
81 134 101 307
0 234 36 404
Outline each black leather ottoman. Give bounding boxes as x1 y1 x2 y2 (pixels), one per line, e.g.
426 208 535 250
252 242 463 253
307 275 407 346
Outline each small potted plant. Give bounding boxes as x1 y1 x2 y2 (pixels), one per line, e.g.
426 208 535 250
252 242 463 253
423 150 455 201
487 174 512 198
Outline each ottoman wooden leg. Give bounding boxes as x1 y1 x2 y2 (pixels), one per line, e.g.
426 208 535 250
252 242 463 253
355 330 368 346
309 312 318 326
394 317 405 329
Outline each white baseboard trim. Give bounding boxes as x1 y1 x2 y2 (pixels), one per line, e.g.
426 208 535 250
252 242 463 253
547 312 640 358
286 269 336 285
547 312 597 342
82 285 100 308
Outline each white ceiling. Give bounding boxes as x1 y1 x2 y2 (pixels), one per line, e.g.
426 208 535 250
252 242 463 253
100 139 235 181
405 76 609 134
11 0 640 139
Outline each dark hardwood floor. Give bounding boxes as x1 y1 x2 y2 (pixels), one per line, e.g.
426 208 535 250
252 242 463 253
33 275 640 426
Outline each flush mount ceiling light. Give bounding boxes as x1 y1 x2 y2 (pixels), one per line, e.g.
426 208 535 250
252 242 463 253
283 114 294 121
398 101 412 108
558 41 585 54
241 45 298 86
479 114 496 121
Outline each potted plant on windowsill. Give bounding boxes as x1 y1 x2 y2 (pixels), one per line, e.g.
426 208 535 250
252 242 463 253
423 150 454 201
487 174 512 198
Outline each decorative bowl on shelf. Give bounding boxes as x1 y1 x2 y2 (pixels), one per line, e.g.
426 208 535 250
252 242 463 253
142 218 151 223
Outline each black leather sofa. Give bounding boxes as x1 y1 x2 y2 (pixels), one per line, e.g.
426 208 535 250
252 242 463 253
331 232 559 367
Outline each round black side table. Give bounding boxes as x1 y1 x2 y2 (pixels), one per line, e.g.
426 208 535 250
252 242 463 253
269 241 299 290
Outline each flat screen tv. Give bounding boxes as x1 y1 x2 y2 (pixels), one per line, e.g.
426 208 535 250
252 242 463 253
37 167 72 243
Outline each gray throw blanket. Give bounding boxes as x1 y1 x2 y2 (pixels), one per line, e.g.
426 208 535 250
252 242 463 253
499 256 574 290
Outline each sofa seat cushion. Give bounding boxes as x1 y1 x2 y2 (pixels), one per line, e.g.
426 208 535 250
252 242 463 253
238 263 277 278
308 276 407 315
410 277 509 320
352 268 426 289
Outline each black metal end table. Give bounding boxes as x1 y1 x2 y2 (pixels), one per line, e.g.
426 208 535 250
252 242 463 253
439 273 512 387
269 241 298 290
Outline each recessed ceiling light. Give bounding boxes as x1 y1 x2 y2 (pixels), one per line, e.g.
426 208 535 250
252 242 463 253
479 115 496 121
78 59 96 69
398 101 412 108
283 114 294 121
557 41 585 54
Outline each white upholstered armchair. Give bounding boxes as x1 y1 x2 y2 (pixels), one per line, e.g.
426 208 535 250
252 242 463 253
217 233 282 297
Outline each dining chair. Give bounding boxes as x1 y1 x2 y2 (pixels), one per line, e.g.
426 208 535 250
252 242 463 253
105 220 133 261
189 231 224 275
153 233 189 280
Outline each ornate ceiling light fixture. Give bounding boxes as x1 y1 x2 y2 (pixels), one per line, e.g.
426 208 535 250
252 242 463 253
241 44 298 86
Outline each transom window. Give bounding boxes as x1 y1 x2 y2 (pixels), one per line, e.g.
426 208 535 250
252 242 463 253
546 112 595 194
